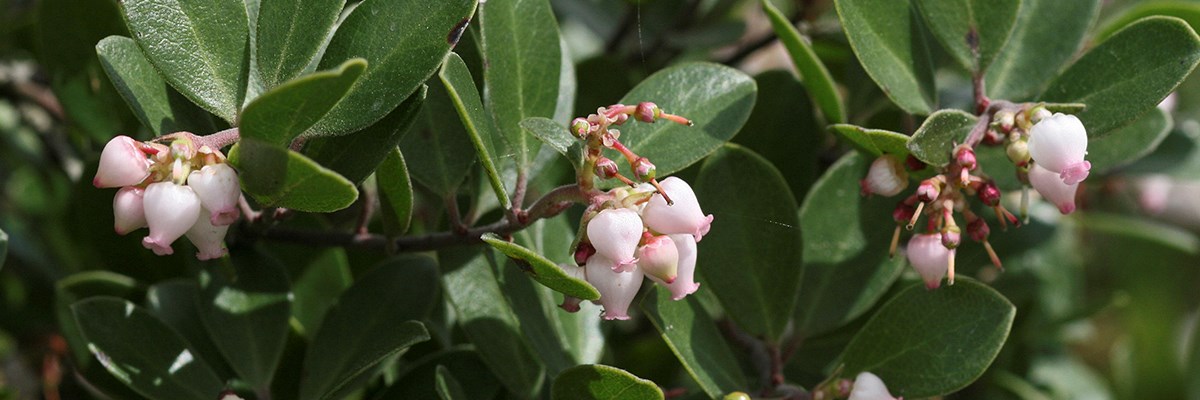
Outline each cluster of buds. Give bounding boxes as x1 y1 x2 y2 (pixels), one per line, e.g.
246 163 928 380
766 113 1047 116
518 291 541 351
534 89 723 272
93 135 240 260
861 105 1090 289
561 102 709 320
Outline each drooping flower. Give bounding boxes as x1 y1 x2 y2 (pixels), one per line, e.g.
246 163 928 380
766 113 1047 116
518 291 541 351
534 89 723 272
1028 113 1090 185
93 135 151 188
141 182 202 256
861 154 909 197
848 372 900 400
906 233 951 289
112 186 147 235
641 177 713 241
587 208 644 271
584 255 644 320
187 163 242 225
1028 163 1079 214
185 207 230 261
657 234 700 300
636 235 679 284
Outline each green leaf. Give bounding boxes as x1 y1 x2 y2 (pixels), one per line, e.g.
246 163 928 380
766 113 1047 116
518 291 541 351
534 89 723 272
439 53 512 209
695 144 802 341
641 288 746 398
607 62 756 183
96 36 217 136
551 364 664 400
0 228 7 271
312 0 478 135
241 59 367 147
145 280 236 381
841 279 1016 398
289 248 351 334
1077 212 1199 254
734 71 824 200
382 348 503 400
521 117 584 169
481 233 600 300
439 247 546 398
436 366 469 400
830 124 911 158
1040 16 1200 137
121 0 249 122
56 272 144 365
795 153 906 337
72 297 225 400
480 0 563 169
1097 1 1200 42
399 80 477 195
914 0 1020 72
230 140 359 212
835 0 937 114
196 250 292 388
907 109 976 167
986 0 1100 100
255 0 344 88
299 255 438 400
760 0 845 123
1088 107 1172 174
305 86 425 184
377 149 415 237
494 255 576 375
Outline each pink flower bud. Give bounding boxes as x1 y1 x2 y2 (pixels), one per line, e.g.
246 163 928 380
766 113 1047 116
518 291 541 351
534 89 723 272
906 233 951 289
996 110 1015 133
635 102 659 123
187 163 241 225
586 208 643 271
1028 164 1079 214
584 255 644 320
594 157 619 179
637 235 679 283
558 263 587 312
955 146 976 170
185 207 229 260
892 202 916 224
861 154 908 197
941 226 961 249
977 181 1002 207
113 187 147 235
641 177 714 241
967 218 990 242
632 158 656 182
141 182 202 256
916 178 941 202
848 372 899 400
652 234 700 300
93 135 150 188
571 117 590 138
1028 113 1090 185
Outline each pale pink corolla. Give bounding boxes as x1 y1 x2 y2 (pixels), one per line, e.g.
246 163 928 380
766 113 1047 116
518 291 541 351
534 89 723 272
861 154 908 197
187 163 241 225
646 234 700 300
112 186 147 235
1028 164 1079 214
906 233 951 289
641 177 713 241
93 135 150 188
585 255 644 321
1028 113 1090 185
848 372 900 400
636 235 679 284
586 208 643 271
141 182 202 256
185 207 229 260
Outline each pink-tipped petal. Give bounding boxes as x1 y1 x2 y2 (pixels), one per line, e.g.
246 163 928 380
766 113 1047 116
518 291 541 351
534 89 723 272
584 255 644 320
187 163 242 226
906 234 950 289
586 208 643 267
862 154 909 197
113 187 147 235
646 234 700 300
94 136 150 188
641 177 713 241
142 182 202 256
636 235 679 284
1059 160 1091 185
1028 113 1088 174
1029 164 1079 214
186 207 229 260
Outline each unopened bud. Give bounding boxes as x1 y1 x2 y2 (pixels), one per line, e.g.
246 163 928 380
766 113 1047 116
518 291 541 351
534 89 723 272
633 158 656 182
861 154 909 197
635 102 659 123
594 157 619 179
977 181 1002 207
916 178 942 202
612 113 629 125
967 218 990 242
982 128 1005 146
1006 139 1030 166
892 202 916 224
941 226 962 249
955 146 977 171
995 110 1015 133
571 117 590 138
1030 106 1051 123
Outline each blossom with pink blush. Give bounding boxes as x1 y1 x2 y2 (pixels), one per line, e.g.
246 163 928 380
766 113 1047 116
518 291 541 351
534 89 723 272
1028 164 1079 214
906 233 951 289
848 372 900 400
586 208 643 271
185 207 229 260
1028 113 1090 185
93 135 151 188
187 163 241 225
112 186 147 235
861 154 908 197
584 255 644 320
637 235 679 284
641 177 713 241
654 234 700 300
141 182 202 256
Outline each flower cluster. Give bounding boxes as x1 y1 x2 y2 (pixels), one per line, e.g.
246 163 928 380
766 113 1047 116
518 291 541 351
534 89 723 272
557 102 709 320
93 135 240 260
860 106 1090 289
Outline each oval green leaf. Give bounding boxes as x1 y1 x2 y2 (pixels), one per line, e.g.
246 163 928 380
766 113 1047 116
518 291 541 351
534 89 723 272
551 364 664 400
986 0 1101 100
760 0 845 124
230 140 359 212
145 280 236 381
914 0 1020 72
695 144 802 341
72 297 225 400
1040 16 1200 137
1089 107 1172 174
640 288 747 398
399 79 477 195
440 53 512 209
521 117 584 170
56 271 144 366
256 0 345 88
795 152 906 337
381 348 503 400
305 85 426 184
835 0 937 114
830 124 911 158
841 279 1016 398
122 0 249 122
907 109 976 167
378 149 416 237
197 250 292 388
299 255 438 400
312 0 478 135
241 59 367 147
481 232 600 300
96 36 217 136
735 71 824 200
1096 1 1200 42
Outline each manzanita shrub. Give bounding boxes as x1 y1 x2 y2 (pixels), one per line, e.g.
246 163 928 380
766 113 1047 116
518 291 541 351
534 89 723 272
4 0 1200 398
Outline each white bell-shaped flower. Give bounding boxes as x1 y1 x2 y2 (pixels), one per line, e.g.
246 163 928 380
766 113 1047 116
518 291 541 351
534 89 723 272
586 208 643 271
112 186 147 235
906 233 951 289
640 177 714 241
1028 113 1090 185
636 235 679 284
186 207 230 260
585 255 644 320
848 372 900 400
141 182 202 256
861 154 908 197
1028 164 1079 214
647 234 700 300
93 135 150 188
187 163 241 225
